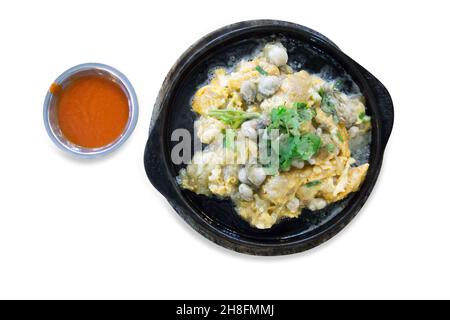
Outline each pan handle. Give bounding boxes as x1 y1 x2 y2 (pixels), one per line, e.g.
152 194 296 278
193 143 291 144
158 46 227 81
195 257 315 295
144 116 177 200
309 27 394 150
356 66 394 150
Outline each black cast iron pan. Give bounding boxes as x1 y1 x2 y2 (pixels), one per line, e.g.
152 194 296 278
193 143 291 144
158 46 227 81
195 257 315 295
144 20 394 255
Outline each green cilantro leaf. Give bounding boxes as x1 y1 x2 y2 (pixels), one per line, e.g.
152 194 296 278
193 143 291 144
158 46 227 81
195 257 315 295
333 79 345 91
295 133 322 160
268 106 322 171
319 87 339 123
269 107 300 135
294 102 315 123
327 143 335 153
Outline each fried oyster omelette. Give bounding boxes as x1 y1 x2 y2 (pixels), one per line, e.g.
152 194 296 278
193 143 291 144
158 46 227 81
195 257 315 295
178 42 371 229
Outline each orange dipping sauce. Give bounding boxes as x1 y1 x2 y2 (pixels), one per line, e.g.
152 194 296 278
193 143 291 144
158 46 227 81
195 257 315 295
53 76 129 148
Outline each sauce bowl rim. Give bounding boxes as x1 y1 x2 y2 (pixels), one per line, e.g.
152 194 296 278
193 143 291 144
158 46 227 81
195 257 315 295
43 62 139 158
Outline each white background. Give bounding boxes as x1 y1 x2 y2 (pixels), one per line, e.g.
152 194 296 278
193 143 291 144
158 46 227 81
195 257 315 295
0 0 449 300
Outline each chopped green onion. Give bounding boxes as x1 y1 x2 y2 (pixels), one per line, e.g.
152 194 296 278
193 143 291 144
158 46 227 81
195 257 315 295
318 87 326 98
305 180 321 188
293 102 308 109
359 112 371 123
224 130 236 149
255 66 269 76
208 109 260 129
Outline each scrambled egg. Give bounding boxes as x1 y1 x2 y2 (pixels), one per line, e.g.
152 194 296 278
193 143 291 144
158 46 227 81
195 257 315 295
179 42 371 229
